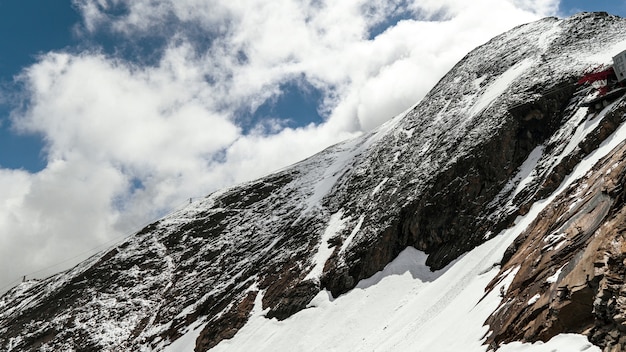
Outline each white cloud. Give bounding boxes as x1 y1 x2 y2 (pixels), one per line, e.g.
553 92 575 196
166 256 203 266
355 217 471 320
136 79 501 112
0 159 125 289
513 0 560 16
0 0 561 292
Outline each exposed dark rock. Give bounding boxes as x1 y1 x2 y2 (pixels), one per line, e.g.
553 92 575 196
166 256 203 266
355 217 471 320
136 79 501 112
195 290 258 351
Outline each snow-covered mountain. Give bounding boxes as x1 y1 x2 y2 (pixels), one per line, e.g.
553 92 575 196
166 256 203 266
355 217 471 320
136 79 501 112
3 12 626 352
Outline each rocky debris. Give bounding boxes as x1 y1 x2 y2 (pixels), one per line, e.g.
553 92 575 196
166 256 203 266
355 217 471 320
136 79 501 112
2 12 626 352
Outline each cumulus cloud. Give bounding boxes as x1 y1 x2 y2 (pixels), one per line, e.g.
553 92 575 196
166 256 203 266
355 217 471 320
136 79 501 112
0 0 560 292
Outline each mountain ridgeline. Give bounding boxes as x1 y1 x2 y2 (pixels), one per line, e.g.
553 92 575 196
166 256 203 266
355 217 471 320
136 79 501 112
3 12 626 351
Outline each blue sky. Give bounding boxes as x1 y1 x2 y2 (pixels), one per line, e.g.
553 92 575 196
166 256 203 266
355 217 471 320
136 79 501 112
0 0 78 171
560 0 626 16
0 0 624 293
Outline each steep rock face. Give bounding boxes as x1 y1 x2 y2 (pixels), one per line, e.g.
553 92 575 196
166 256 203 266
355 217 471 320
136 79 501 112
485 99 626 350
2 12 626 352
322 12 625 294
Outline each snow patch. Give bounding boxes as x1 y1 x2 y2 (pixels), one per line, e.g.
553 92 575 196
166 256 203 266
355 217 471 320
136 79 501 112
471 58 535 115
304 211 348 281
552 106 602 168
473 75 487 89
371 178 389 196
527 294 540 305
339 215 364 254
547 266 565 284
511 146 545 198
543 232 567 251
491 266 521 312
498 333 600 352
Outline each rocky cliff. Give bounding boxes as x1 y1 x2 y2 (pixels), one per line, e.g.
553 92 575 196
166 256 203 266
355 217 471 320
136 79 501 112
3 12 626 352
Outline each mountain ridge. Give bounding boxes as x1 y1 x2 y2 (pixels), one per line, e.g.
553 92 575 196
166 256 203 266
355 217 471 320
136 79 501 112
3 11 626 351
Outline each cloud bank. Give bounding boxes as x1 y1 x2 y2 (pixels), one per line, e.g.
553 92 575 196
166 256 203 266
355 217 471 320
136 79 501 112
0 0 559 292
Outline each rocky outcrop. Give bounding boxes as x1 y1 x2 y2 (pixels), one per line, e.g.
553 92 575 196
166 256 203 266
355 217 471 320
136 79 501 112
486 99 626 351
